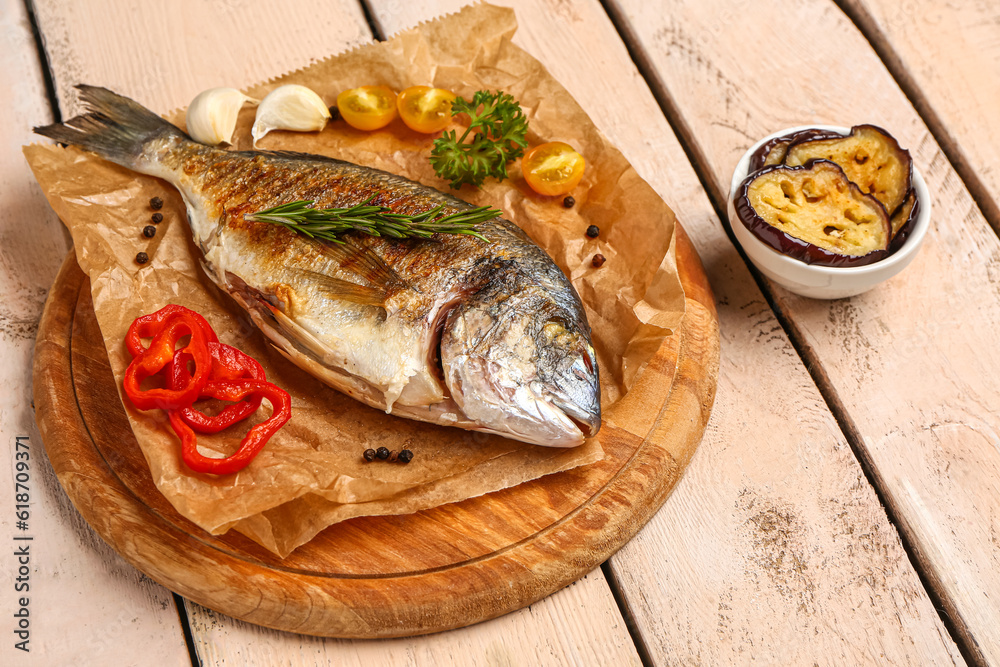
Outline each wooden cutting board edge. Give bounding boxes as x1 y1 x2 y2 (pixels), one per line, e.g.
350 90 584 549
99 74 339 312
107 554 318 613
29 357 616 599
32 223 719 638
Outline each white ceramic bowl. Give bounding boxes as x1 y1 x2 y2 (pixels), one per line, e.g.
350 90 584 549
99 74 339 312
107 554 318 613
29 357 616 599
727 125 930 299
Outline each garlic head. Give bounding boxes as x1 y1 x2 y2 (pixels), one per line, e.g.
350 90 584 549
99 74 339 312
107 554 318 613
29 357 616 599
186 87 258 146
251 84 331 147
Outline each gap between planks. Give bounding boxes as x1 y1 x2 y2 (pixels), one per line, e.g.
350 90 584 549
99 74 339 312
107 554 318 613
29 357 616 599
598 0 980 665
23 0 62 121
174 593 201 667
600 560 655 667
357 0 387 40
832 0 1000 241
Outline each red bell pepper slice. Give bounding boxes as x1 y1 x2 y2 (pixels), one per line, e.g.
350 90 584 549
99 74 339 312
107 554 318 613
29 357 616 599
168 380 292 475
169 342 267 433
122 316 212 411
125 304 218 358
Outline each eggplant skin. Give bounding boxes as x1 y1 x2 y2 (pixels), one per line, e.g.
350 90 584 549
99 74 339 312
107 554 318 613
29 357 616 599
748 129 843 174
735 160 891 267
889 189 919 253
784 124 912 216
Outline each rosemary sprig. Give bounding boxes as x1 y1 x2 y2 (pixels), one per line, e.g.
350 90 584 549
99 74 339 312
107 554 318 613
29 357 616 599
245 197 495 243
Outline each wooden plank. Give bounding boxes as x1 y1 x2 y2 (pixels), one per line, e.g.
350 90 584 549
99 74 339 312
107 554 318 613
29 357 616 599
185 572 640 667
607 0 1000 663
34 0 372 116
0 0 191 664
840 0 1000 231
372 1 964 665
27 0 644 663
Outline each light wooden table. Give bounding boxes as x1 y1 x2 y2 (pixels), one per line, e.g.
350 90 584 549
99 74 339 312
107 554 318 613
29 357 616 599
3 0 999 664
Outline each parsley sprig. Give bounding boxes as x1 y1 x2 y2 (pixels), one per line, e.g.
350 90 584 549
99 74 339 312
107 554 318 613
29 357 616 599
430 90 529 189
246 198 495 243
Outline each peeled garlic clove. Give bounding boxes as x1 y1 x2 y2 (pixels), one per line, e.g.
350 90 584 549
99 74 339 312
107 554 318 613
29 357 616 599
252 84 331 147
186 87 258 146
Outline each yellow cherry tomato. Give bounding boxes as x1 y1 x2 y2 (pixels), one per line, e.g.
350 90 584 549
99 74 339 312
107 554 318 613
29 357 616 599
521 142 586 197
336 85 398 131
397 86 457 134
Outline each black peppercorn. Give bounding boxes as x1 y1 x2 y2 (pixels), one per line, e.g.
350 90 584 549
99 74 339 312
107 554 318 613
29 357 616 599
585 225 599 238
387 450 399 462
150 196 163 210
328 106 341 122
151 212 164 224
143 225 156 238
375 446 390 460
563 196 575 208
398 449 413 464
592 253 606 268
135 252 149 265
363 448 376 462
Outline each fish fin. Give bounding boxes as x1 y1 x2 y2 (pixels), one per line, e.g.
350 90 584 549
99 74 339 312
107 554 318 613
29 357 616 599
263 303 340 365
34 85 181 168
262 150 354 167
291 269 388 307
226 273 337 366
308 238 408 292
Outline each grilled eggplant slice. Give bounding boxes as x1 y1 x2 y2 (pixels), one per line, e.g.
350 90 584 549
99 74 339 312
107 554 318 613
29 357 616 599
784 124 911 215
748 129 843 174
735 160 891 266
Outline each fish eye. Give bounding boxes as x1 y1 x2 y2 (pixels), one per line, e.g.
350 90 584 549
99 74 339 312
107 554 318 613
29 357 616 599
541 313 572 334
542 320 566 337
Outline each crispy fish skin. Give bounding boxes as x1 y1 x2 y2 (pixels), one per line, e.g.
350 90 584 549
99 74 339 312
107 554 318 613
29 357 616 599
36 85 600 447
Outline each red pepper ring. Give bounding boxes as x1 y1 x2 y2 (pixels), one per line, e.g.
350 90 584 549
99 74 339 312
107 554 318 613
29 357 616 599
168 380 291 475
122 316 212 411
169 343 267 433
125 304 218 358
206 341 266 382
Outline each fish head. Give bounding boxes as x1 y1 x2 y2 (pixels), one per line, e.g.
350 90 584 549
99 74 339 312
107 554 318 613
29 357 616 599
440 287 601 447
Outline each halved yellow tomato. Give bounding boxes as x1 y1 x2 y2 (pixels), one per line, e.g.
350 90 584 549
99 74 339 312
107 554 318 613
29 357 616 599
336 85 397 131
521 142 586 196
397 86 456 133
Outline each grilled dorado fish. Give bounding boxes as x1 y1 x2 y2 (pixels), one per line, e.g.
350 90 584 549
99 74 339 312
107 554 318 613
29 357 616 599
36 86 601 447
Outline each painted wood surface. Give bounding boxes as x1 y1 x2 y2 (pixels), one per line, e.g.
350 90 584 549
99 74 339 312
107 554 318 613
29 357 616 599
32 0 371 117
0 1 192 665
183 570 640 667
21 0 997 663
372 0 963 664
607 0 1000 663
842 0 1000 230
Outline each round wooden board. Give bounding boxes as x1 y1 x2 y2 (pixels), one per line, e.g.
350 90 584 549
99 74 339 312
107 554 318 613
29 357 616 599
32 224 718 638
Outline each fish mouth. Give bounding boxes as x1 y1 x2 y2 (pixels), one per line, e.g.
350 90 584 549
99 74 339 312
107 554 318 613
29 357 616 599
546 342 601 439
552 397 601 438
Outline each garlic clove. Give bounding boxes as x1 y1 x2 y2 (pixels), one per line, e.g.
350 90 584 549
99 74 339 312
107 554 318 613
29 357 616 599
251 84 331 148
186 87 258 146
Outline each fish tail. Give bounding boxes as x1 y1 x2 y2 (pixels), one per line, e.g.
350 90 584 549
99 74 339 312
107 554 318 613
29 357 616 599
34 85 181 167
